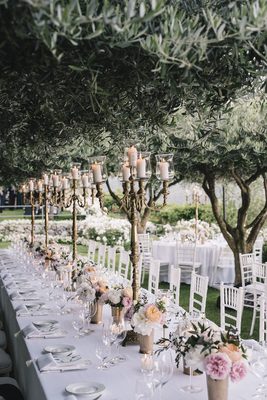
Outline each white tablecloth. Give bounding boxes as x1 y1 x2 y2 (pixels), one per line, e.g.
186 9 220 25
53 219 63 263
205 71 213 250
0 250 257 400
152 240 235 285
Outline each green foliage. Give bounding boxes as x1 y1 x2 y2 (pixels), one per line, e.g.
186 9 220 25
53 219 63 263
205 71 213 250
81 226 130 249
151 204 216 225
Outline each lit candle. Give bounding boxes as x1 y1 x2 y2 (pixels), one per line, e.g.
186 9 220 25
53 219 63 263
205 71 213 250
37 180 43 192
29 180 34 192
62 177 69 190
72 166 79 180
127 145 138 167
122 164 130 182
137 154 146 179
159 160 169 180
43 174 49 185
21 185 26 193
92 163 102 183
52 174 59 187
141 354 154 373
82 174 89 188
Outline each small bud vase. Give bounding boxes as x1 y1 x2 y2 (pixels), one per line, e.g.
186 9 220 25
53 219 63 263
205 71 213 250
206 375 228 400
138 330 154 354
91 301 103 324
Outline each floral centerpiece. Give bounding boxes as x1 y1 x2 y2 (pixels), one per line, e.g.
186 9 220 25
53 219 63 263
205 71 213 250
158 323 248 400
130 297 167 354
100 284 133 309
76 282 96 303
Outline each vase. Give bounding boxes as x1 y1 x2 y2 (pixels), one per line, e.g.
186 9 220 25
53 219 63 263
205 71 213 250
91 301 103 324
111 306 124 324
138 330 154 354
206 375 228 400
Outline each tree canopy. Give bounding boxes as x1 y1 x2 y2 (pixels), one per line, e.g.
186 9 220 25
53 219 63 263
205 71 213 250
0 0 266 184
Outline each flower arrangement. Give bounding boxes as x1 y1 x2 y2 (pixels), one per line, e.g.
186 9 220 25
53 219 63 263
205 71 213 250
90 278 109 301
158 322 248 382
100 284 133 309
76 282 96 302
130 298 167 336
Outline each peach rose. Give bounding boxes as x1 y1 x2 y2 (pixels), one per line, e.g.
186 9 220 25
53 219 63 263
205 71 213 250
145 305 162 323
98 281 109 293
219 343 242 362
122 287 133 299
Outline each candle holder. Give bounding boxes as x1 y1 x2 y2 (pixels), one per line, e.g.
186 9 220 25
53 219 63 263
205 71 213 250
88 156 107 209
113 148 173 302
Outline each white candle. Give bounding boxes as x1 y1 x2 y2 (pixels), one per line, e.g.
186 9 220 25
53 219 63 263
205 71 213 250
62 177 69 190
82 174 89 188
43 174 49 185
92 163 102 183
159 161 169 180
122 164 130 182
127 145 138 167
52 174 59 187
38 180 43 192
21 185 26 193
29 180 34 192
72 166 79 180
137 155 146 179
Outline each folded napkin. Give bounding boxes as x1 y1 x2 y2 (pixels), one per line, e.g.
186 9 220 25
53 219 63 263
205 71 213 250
10 290 38 301
18 323 66 339
15 304 50 317
36 353 90 372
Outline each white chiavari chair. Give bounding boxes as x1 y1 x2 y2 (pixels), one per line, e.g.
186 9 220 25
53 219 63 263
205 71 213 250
97 243 106 267
212 245 235 286
259 295 267 343
148 259 160 296
176 242 201 280
138 233 152 283
118 249 130 280
88 240 97 263
169 265 181 306
189 272 209 314
220 283 244 333
106 246 117 273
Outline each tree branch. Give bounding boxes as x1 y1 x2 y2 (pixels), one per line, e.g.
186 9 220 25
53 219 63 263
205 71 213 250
105 178 130 218
247 172 267 243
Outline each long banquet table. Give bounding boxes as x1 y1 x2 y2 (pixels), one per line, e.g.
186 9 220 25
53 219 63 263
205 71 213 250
0 249 259 400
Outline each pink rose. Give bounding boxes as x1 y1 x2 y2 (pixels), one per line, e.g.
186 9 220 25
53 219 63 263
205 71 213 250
230 360 248 382
205 353 232 380
122 296 132 309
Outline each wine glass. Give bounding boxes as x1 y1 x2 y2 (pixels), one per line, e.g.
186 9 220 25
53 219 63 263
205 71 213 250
251 356 267 397
95 342 112 370
152 350 174 399
109 320 127 363
135 376 155 400
82 300 97 333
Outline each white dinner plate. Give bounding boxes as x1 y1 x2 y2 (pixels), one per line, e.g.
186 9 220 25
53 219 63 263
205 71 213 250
65 382 105 398
33 320 58 328
43 344 75 354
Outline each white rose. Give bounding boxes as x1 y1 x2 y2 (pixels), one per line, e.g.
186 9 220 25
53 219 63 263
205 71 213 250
108 289 122 305
184 345 205 371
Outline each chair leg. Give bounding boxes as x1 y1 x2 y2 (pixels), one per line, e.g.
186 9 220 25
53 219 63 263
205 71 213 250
250 295 258 336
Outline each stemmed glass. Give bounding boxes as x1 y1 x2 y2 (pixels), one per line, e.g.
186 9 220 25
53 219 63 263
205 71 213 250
82 300 97 333
180 312 203 394
152 350 173 399
135 376 155 400
109 320 127 363
95 342 112 370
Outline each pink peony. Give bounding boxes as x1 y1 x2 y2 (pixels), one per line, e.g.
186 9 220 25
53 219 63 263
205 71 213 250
230 360 248 382
122 296 132 309
205 353 232 380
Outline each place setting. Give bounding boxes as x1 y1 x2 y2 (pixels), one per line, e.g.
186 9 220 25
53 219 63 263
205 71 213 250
15 302 51 317
15 320 67 339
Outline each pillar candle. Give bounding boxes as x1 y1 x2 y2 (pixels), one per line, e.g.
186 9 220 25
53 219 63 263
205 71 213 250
92 163 102 183
43 174 49 185
72 166 79 180
159 161 169 180
82 174 89 188
38 180 43 192
52 174 59 187
62 177 69 190
122 164 130 182
127 145 138 167
29 180 34 192
137 155 146 179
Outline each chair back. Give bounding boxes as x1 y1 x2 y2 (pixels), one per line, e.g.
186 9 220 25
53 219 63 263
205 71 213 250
176 242 200 272
253 239 263 263
259 295 267 342
253 262 267 285
138 233 151 253
220 283 244 333
239 253 255 287
88 240 97 262
118 249 130 279
169 265 181 306
189 272 209 314
106 246 117 272
148 259 160 296
97 243 107 266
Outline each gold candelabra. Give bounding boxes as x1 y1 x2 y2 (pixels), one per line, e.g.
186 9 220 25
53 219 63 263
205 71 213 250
97 148 174 302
